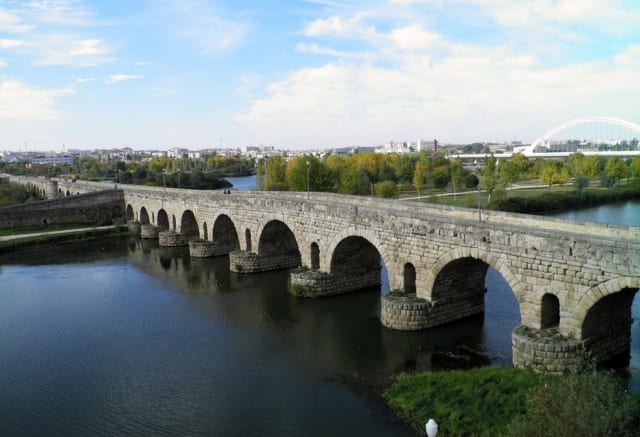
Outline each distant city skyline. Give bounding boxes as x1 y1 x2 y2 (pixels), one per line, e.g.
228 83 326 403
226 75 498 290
1 0 639 151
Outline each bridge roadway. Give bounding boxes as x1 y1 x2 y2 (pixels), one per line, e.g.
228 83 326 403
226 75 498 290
6 175 640 373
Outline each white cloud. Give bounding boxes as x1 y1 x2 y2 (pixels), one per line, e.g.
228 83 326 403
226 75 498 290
160 0 250 55
0 79 74 120
388 24 439 51
75 77 95 83
304 14 378 41
296 42 375 60
0 39 25 48
105 74 143 85
0 8 34 33
0 59 6 68
33 37 112 66
23 0 93 27
236 42 640 145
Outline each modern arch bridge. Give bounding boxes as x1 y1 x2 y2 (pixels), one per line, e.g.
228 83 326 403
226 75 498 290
7 175 640 373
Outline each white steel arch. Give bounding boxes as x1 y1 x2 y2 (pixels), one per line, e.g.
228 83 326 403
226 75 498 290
523 116 640 156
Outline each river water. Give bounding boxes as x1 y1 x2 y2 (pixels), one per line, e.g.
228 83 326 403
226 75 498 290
0 183 638 435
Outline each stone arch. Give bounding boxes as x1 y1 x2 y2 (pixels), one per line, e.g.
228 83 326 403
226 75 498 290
172 215 177 231
569 277 640 340
325 227 391 278
404 263 416 294
125 205 134 221
580 285 638 366
540 293 560 329
157 209 170 231
425 247 523 302
245 229 252 252
66 190 70 196
151 211 155 224
140 207 150 224
258 220 301 263
180 210 200 240
310 242 320 270
203 222 208 241
212 214 240 251
112 205 123 220
329 235 384 291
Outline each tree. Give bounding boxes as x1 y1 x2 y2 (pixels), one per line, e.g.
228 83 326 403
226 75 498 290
375 180 398 198
394 154 415 184
567 152 585 177
340 168 368 195
580 155 604 180
630 156 640 178
573 176 589 192
540 160 570 187
449 159 464 199
263 156 287 191
498 159 521 187
413 161 427 198
464 173 479 189
481 155 500 204
604 156 628 185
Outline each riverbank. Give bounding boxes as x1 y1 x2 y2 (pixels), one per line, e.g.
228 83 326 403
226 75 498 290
0 225 130 253
384 366 640 436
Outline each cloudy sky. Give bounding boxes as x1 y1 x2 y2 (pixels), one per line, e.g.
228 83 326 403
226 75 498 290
0 0 638 151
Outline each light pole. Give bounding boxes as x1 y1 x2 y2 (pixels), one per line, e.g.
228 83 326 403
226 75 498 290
477 180 482 223
426 418 438 437
306 160 310 200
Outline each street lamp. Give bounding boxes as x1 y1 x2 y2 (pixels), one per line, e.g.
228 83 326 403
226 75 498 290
477 180 482 223
306 160 310 200
426 418 438 437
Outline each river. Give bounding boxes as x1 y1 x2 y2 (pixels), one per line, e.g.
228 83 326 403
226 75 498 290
0 185 638 435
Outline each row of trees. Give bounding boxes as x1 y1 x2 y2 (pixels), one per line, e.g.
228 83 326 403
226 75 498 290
257 151 640 200
0 155 253 189
257 152 480 198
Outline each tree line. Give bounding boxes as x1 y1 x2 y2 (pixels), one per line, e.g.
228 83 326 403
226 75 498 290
258 151 640 202
0 155 254 190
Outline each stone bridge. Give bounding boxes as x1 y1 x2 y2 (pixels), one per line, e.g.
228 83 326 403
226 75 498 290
6 174 640 373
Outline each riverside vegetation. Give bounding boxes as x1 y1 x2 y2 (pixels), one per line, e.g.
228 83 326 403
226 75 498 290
385 367 640 436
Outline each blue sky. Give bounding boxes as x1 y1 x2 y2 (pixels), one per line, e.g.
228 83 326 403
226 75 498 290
1 0 639 151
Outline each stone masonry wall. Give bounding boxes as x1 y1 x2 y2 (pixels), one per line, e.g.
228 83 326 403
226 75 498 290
289 269 380 298
0 189 124 228
229 250 301 274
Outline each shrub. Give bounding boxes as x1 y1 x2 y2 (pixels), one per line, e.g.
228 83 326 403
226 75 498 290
375 180 399 198
508 371 640 437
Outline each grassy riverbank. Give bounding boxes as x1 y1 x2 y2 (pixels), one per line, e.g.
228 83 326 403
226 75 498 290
417 184 640 214
0 225 131 253
384 366 640 436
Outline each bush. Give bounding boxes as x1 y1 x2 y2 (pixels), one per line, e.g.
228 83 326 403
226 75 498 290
385 367 552 436
508 371 640 437
573 176 589 191
375 180 399 198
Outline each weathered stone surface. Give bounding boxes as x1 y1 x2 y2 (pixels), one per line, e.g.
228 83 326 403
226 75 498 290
140 224 159 239
159 230 187 247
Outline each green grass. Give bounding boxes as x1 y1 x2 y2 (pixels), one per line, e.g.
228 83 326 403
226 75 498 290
0 223 102 236
0 226 129 253
384 366 552 436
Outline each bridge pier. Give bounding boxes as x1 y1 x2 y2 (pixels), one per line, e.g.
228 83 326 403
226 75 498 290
188 239 237 258
159 230 187 247
289 268 380 298
140 224 159 239
127 220 142 234
229 250 300 274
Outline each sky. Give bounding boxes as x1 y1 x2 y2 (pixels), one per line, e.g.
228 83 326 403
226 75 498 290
0 0 639 151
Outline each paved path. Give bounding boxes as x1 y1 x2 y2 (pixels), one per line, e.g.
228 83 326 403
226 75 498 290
0 225 116 242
